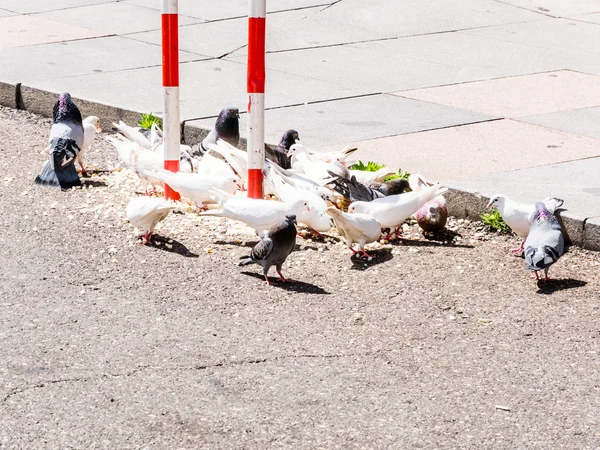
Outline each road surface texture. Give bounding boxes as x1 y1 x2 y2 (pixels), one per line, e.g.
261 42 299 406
1 106 599 448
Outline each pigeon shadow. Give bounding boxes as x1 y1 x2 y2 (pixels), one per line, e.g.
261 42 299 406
215 239 259 249
535 278 587 295
350 248 393 270
391 237 474 249
81 179 108 188
150 235 199 258
240 271 330 294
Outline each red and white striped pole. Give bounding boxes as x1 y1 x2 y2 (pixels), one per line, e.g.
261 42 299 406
247 0 266 199
161 0 180 201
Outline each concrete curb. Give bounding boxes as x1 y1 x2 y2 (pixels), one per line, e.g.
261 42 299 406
0 81 597 251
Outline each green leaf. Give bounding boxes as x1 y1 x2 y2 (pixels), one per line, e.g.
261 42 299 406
138 112 162 130
348 160 386 172
383 169 410 182
480 207 511 233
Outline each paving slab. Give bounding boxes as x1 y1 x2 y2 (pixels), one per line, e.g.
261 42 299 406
36 2 203 35
573 12 600 24
0 8 16 17
394 70 600 118
320 119 600 182
495 0 600 18
187 95 493 147
462 18 600 75
0 15 107 49
0 36 205 85
227 0 542 54
341 30 597 83
226 43 484 93
519 107 600 139
0 0 117 14
124 0 332 21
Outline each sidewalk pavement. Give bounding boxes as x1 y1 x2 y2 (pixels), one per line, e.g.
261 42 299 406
1 0 599 249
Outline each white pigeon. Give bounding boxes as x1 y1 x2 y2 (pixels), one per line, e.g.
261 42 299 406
199 194 310 237
265 167 333 233
349 167 395 185
73 116 102 175
106 136 164 193
206 140 248 185
326 207 381 259
126 196 175 244
348 184 449 239
144 168 242 207
487 194 564 252
523 202 565 281
113 120 151 149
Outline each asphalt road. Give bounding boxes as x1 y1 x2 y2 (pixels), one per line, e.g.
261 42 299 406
1 106 599 449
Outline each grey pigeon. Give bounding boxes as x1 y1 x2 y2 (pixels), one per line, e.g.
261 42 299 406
327 171 385 202
264 129 299 169
35 93 84 189
369 178 411 196
199 107 240 155
523 202 565 281
239 215 297 285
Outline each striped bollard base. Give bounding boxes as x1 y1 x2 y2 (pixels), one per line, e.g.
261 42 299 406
162 0 180 201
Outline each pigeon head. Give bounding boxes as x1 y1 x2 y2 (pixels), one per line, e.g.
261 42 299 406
385 178 410 195
279 129 300 150
285 214 298 226
347 202 366 214
215 106 240 147
532 202 552 222
53 92 82 125
487 194 505 209
84 116 102 133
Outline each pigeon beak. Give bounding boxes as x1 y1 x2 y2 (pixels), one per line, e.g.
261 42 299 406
486 201 493 209
307 206 311 212
96 125 103 133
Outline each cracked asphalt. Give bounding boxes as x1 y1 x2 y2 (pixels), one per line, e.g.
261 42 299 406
1 106 600 449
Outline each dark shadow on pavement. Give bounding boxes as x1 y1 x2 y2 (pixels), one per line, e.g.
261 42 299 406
391 237 474 249
151 235 199 258
536 278 587 295
350 248 393 270
81 179 108 188
240 271 330 294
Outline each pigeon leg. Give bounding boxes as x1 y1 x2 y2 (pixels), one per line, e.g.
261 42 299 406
138 230 152 245
276 269 290 283
359 249 376 259
264 275 271 286
394 228 404 238
542 268 550 281
511 240 525 253
311 230 325 238
533 271 540 280
348 246 360 255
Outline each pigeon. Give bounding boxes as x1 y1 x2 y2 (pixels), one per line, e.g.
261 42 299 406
264 129 299 169
239 215 298 285
368 178 411 196
408 173 447 232
199 194 310 237
327 171 385 202
348 184 448 240
265 167 333 233
35 93 84 189
200 107 240 154
487 194 564 252
289 143 358 165
77 116 102 176
326 207 381 259
349 167 395 185
126 196 175 244
144 168 242 207
106 136 164 193
523 202 565 281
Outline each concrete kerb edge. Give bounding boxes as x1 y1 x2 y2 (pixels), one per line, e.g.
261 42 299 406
445 187 599 251
0 81 597 251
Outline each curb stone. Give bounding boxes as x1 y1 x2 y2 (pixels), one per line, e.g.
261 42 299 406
0 81 597 251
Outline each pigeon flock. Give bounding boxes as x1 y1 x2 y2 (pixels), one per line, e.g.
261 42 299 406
35 93 567 284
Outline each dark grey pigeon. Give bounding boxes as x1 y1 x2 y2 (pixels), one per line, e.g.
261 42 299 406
369 178 411 196
35 93 84 189
239 215 297 285
199 107 240 155
523 202 565 281
327 171 385 202
264 129 299 169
